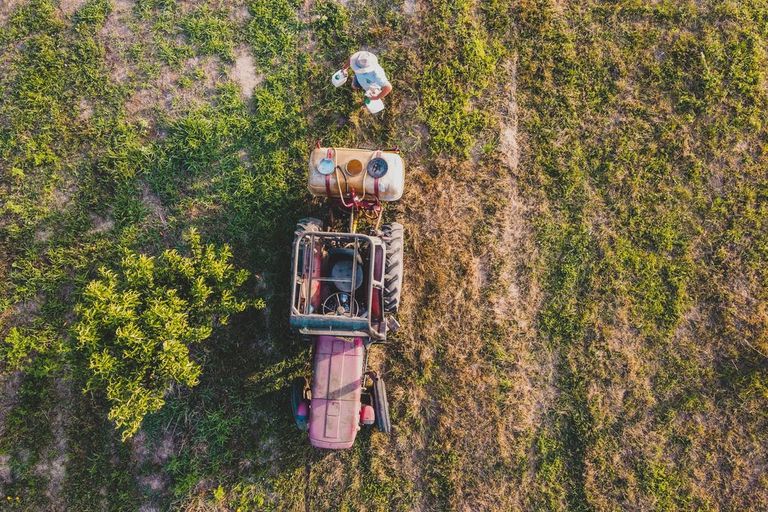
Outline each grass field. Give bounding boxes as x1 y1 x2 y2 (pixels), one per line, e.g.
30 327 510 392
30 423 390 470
1 0 768 510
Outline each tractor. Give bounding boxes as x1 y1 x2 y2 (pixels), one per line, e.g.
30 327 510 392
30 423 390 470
289 145 404 449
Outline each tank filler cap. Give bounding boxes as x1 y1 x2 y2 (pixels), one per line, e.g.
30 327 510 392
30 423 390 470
367 157 388 178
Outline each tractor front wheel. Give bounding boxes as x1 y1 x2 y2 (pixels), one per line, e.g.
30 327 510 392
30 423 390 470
291 377 310 431
381 223 404 313
296 217 323 234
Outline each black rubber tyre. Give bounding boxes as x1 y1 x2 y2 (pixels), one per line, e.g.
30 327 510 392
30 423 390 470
296 217 323 233
291 377 309 431
381 223 404 313
372 375 391 434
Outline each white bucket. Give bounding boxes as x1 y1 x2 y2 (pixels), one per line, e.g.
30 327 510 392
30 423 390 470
365 98 385 114
364 86 385 114
331 69 348 87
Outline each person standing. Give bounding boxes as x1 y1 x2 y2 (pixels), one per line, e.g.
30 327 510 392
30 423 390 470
341 51 392 101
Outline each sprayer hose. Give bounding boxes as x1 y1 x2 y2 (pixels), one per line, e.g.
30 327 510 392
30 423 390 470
335 167 354 208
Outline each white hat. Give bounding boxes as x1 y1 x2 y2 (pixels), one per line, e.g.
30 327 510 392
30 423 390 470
351 51 378 73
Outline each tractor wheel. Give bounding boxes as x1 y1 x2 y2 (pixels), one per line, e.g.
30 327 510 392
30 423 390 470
291 377 310 432
372 375 391 434
296 217 323 233
381 223 404 313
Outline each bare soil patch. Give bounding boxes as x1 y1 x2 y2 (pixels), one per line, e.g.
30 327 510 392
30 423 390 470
0 454 11 485
89 213 114 234
10 296 42 324
59 0 88 16
141 182 168 225
0 0 25 25
34 377 71 511
125 57 223 122
231 2 250 23
230 46 262 98
131 429 172 509
100 0 135 85
0 372 22 440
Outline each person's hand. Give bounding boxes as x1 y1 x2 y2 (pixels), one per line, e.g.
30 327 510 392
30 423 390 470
365 86 382 100
368 84 392 101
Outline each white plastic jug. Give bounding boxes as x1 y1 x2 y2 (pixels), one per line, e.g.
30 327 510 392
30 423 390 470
364 87 385 114
331 69 348 87
365 97 385 114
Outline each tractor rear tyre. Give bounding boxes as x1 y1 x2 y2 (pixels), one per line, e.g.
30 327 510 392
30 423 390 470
372 375 391 434
291 377 310 431
296 217 323 233
381 223 404 313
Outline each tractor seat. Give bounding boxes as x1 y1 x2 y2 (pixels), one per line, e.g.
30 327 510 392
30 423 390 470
327 248 364 293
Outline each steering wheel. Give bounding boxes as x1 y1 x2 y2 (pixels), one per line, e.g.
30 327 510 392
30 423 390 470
322 292 360 316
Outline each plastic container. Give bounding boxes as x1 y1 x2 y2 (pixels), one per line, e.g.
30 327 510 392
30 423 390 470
331 69 348 87
364 86 385 114
365 97 385 114
308 147 404 202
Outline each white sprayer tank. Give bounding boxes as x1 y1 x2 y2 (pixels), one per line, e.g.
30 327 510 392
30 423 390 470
308 147 404 202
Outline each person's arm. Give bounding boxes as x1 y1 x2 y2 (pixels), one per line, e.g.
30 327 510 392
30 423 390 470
369 83 392 100
342 56 351 71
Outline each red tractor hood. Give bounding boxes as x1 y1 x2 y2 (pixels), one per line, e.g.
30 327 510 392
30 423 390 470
309 336 365 449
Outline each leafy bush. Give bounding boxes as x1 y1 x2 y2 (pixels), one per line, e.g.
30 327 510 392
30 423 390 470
1 326 65 378
73 228 253 440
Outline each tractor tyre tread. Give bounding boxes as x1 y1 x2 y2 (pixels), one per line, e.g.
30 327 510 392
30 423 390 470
373 376 391 434
381 223 404 314
296 217 323 233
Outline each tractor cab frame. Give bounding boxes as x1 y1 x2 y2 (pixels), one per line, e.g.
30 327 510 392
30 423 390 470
290 231 390 342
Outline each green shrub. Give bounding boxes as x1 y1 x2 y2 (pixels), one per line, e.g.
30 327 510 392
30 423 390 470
73 228 254 440
1 326 65 378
